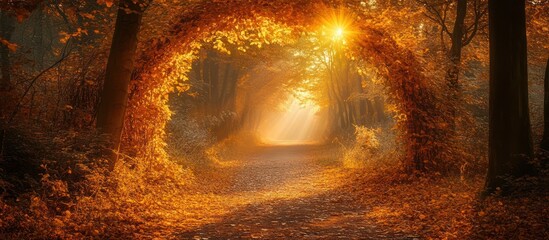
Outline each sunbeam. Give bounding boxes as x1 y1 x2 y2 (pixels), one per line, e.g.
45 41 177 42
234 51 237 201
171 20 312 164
257 95 328 145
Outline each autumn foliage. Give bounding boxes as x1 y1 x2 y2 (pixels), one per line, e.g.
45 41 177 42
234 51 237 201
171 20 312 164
0 0 548 239
123 0 455 175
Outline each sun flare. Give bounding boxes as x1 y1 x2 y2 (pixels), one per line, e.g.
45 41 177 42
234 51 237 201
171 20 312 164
318 6 358 43
334 27 345 40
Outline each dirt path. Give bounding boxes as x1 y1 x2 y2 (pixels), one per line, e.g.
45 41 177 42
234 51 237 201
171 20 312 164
174 145 412 239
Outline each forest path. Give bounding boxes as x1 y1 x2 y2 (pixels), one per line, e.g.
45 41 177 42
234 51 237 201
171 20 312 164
175 145 408 239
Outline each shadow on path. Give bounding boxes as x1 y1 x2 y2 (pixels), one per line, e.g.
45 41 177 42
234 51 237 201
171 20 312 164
176 187 418 239
175 145 418 239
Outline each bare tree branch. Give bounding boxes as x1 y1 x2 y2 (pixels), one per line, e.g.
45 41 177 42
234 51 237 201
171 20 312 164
8 39 73 123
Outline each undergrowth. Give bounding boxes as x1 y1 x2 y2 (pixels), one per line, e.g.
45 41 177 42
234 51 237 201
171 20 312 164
344 167 549 239
0 125 195 238
341 123 549 239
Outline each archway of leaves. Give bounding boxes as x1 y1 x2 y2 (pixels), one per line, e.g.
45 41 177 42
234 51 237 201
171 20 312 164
124 0 452 173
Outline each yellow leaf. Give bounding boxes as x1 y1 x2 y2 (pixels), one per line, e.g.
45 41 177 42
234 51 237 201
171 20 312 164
97 0 114 7
0 39 17 52
53 218 65 227
80 13 95 20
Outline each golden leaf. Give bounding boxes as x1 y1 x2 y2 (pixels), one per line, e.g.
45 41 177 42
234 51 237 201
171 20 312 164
80 13 95 20
0 39 17 52
97 0 114 7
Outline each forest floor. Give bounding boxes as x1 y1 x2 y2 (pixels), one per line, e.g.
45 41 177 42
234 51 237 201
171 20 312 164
176 144 412 239
2 142 548 239
165 144 548 240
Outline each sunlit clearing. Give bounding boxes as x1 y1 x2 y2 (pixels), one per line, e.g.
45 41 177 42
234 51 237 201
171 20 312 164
257 95 328 145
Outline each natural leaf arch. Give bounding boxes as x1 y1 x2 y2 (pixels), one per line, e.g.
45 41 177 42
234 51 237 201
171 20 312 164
122 0 451 173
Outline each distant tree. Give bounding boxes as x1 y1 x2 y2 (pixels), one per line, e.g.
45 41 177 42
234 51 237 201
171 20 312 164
541 58 549 151
485 0 534 193
417 0 487 89
416 0 487 130
0 0 43 116
0 0 42 18
0 11 15 91
96 0 149 169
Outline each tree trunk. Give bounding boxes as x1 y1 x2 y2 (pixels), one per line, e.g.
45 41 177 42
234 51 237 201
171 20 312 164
33 6 45 70
446 0 467 90
374 97 385 123
446 0 467 130
0 12 15 91
541 58 549 151
485 0 534 193
208 51 219 115
96 0 144 169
